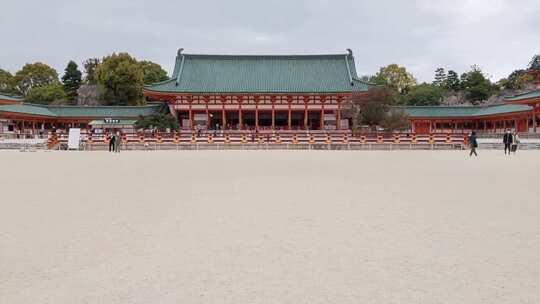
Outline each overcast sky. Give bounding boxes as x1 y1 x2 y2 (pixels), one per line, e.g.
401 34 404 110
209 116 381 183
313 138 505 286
0 0 538 82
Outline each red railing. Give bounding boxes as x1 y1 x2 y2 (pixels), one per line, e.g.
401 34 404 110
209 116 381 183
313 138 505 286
47 131 467 148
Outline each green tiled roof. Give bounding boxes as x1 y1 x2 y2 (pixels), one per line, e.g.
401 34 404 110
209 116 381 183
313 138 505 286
0 104 56 116
145 51 372 94
0 103 167 118
399 104 532 118
504 89 540 101
0 93 23 101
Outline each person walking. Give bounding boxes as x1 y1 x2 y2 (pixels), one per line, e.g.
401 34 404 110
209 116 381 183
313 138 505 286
503 129 513 155
511 131 520 154
108 133 115 152
469 131 478 157
114 131 122 153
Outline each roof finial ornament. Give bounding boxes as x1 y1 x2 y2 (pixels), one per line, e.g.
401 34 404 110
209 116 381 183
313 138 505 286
347 49 353 56
177 48 184 57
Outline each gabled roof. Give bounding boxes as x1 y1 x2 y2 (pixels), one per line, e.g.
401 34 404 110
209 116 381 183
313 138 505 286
0 93 23 102
504 89 540 102
0 103 167 118
399 104 532 118
145 51 372 94
0 104 56 117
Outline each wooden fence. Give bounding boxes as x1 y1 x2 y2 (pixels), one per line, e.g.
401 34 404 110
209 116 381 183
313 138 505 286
48 131 467 151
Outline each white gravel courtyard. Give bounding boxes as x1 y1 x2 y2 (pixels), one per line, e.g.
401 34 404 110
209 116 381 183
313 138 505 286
1 150 539 303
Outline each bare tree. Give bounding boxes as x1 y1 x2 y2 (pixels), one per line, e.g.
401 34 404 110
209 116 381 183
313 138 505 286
342 87 396 131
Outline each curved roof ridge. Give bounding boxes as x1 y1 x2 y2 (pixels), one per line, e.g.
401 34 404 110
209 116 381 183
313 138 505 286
145 49 364 94
17 102 164 109
44 104 163 109
352 77 377 86
144 78 175 87
0 92 23 98
506 89 540 97
400 103 532 118
399 103 510 109
182 53 351 58
504 89 540 100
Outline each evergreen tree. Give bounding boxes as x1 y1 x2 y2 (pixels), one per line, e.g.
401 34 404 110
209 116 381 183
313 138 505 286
0 68 15 93
25 84 66 104
95 53 144 106
14 63 59 95
83 58 100 84
529 54 540 70
433 68 446 87
460 65 495 104
373 64 417 94
135 114 179 131
139 61 168 84
445 70 460 91
459 73 468 90
499 70 534 90
62 61 82 103
402 83 444 106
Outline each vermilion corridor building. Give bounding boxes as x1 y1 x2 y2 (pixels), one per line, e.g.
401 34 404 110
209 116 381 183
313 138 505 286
402 90 540 134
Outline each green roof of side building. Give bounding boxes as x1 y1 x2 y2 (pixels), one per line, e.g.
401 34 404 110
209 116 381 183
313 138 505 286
504 89 540 101
0 93 24 101
145 50 374 94
0 103 167 118
399 104 532 118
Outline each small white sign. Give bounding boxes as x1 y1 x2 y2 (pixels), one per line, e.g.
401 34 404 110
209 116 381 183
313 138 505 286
68 128 81 150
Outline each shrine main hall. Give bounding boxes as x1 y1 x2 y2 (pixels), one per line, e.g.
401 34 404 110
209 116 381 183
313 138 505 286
143 49 372 130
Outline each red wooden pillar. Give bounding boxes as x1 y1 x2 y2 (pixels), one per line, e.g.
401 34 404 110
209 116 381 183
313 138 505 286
239 98 243 129
220 96 225 129
320 99 325 130
271 98 275 129
188 101 193 130
287 97 292 130
533 108 537 133
255 97 259 130
205 97 210 129
336 98 342 130
304 97 309 129
222 109 226 129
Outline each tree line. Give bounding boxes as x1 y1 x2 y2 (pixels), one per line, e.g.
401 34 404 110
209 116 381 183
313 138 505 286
346 53 540 132
0 53 168 106
362 53 540 107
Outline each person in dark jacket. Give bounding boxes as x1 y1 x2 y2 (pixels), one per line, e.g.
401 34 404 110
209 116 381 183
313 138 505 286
108 133 115 152
503 129 513 155
469 131 478 157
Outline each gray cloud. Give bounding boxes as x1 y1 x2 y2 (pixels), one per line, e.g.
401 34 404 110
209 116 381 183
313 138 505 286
1 0 538 82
